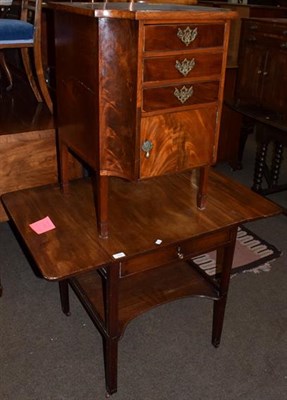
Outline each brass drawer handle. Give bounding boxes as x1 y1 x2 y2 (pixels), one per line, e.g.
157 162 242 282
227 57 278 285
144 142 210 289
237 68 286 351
175 58 195 77
177 26 198 46
141 140 153 159
174 85 193 104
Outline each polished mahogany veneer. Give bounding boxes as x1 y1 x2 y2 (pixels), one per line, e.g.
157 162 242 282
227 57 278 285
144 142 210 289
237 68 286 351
50 2 237 237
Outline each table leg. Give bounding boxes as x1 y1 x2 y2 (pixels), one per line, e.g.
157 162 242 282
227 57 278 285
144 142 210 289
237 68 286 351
237 116 255 170
103 264 120 395
252 128 269 193
212 228 237 347
59 280 70 316
271 142 284 188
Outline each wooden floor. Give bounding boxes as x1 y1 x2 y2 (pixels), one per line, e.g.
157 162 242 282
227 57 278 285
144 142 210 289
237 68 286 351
0 71 81 221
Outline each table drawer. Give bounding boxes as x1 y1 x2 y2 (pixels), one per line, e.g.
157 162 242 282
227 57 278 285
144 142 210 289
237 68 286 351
120 229 231 277
142 81 219 112
143 52 223 83
144 24 225 52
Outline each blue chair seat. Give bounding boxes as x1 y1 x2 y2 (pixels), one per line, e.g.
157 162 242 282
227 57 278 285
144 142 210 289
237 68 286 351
0 20 34 44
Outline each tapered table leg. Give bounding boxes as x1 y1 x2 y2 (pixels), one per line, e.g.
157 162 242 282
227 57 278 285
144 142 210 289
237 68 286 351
59 280 71 316
212 228 237 347
104 264 120 395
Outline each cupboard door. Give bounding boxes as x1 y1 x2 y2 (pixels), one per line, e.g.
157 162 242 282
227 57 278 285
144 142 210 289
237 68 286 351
237 44 266 106
260 49 287 114
140 107 217 178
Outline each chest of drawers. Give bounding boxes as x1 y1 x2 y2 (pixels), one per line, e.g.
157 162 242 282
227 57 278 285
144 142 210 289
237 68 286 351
51 2 236 237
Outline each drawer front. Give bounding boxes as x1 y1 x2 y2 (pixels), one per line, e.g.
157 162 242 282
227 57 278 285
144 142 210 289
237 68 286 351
120 229 231 277
143 52 223 83
244 21 287 48
144 24 225 52
140 107 217 178
142 81 219 112
245 21 287 40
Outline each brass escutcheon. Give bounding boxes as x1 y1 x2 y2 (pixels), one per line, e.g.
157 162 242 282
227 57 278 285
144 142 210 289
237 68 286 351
174 85 193 104
177 26 198 46
175 58 195 77
141 140 153 159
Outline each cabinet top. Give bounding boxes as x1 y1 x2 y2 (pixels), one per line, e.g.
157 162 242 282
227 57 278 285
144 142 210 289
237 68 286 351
242 16 287 24
48 2 237 20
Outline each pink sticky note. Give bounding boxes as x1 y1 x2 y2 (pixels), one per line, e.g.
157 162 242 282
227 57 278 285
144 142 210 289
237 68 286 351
29 216 56 234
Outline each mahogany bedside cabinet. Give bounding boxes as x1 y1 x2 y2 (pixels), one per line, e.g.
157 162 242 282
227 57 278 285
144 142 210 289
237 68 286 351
50 2 237 237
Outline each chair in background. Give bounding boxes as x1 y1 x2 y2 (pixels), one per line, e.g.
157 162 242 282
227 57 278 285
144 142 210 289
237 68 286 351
0 0 53 113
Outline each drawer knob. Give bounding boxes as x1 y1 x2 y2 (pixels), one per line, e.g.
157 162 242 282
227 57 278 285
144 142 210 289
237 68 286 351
177 246 184 260
250 24 258 31
141 140 153 159
175 58 195 77
177 26 198 46
174 85 193 104
280 42 287 49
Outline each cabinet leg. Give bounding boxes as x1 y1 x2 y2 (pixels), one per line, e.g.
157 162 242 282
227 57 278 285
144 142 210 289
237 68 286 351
197 166 209 210
212 228 237 347
59 280 70 316
92 174 109 239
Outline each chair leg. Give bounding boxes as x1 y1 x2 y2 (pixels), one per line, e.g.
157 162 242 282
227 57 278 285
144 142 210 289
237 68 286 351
33 43 53 114
21 47 42 103
0 51 13 91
